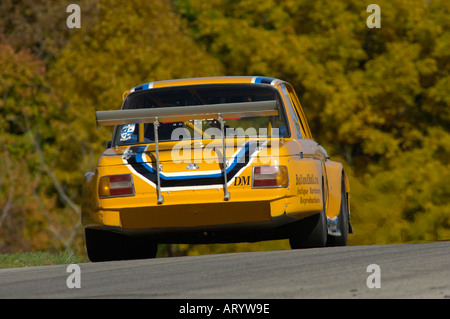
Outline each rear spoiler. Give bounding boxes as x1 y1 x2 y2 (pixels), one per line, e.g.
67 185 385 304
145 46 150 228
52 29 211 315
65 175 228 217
95 100 278 127
95 100 278 204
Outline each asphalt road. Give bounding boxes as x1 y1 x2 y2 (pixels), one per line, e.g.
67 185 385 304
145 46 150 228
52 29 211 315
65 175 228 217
0 241 449 299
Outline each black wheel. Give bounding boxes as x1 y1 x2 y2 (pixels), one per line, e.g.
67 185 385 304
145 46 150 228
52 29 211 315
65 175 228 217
289 180 328 249
85 228 158 262
327 176 349 246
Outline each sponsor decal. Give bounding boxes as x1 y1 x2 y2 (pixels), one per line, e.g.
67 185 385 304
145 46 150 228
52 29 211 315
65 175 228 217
295 174 319 185
233 176 250 186
120 124 136 141
295 174 321 205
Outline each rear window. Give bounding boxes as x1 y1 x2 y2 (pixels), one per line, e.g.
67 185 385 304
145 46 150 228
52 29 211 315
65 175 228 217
113 84 289 146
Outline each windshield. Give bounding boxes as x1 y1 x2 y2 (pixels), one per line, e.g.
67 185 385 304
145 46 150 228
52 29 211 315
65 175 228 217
113 84 289 146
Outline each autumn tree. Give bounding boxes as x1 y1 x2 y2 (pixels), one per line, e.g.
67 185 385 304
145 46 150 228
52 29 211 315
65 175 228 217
1 0 449 255
0 40 81 253
173 0 450 245
1 0 223 254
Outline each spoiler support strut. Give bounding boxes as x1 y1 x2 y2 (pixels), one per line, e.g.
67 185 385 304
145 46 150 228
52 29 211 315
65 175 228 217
218 114 230 201
153 117 164 204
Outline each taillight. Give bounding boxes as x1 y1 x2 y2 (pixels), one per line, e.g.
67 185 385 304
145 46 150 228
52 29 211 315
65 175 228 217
252 166 288 188
99 174 135 198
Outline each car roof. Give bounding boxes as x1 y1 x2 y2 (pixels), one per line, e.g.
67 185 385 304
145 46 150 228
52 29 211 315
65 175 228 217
128 76 284 94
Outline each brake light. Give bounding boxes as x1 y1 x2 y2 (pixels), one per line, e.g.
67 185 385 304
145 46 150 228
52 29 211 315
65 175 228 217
252 166 288 188
99 174 135 198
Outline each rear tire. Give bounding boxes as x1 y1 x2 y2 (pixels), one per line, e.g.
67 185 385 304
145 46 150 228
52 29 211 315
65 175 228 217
289 209 328 249
85 228 158 262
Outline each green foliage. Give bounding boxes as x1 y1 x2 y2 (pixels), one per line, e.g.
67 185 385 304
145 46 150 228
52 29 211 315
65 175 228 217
0 251 84 269
0 0 449 257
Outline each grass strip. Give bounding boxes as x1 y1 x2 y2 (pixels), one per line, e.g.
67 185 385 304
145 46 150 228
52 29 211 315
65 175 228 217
0 251 84 269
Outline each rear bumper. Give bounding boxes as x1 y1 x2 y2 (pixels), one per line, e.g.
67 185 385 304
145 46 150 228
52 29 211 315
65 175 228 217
83 199 283 229
90 213 302 244
82 197 320 243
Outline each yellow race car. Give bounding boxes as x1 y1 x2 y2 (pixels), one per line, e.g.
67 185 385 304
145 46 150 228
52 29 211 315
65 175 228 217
81 76 352 262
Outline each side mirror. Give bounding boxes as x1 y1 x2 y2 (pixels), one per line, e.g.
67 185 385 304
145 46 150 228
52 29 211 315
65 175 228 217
106 140 112 149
